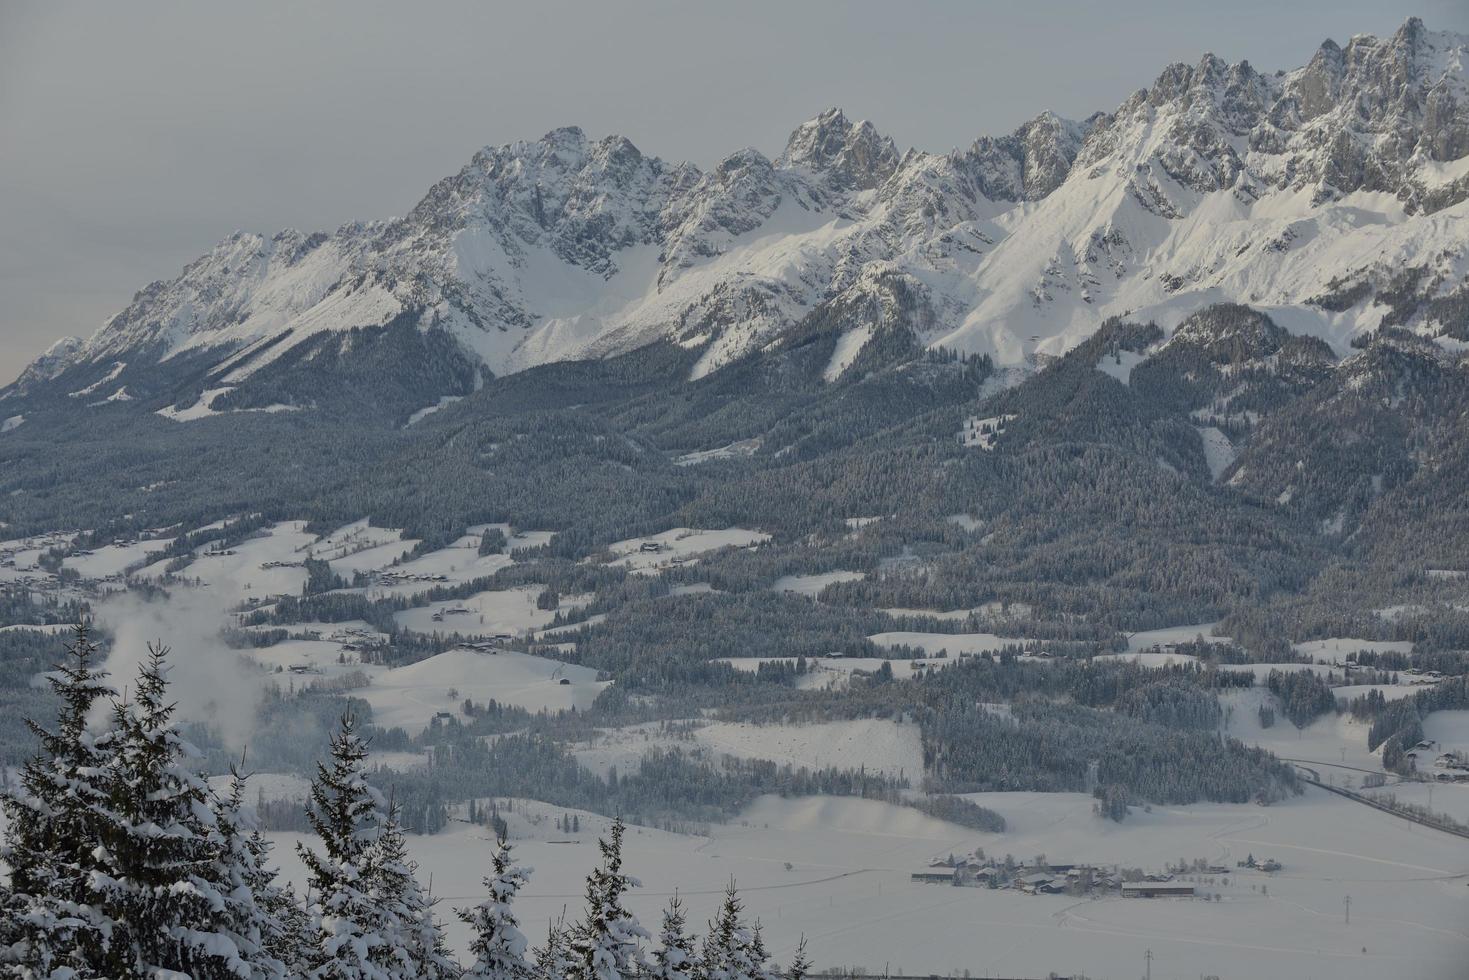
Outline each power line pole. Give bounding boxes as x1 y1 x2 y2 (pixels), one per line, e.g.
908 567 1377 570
1145 947 1153 980
1344 894 1351 925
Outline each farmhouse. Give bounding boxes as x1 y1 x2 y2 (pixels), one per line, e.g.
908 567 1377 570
911 868 957 885
1122 882 1196 898
1016 873 1061 894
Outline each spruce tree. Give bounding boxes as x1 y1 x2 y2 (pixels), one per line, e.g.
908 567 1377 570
372 807 456 979
534 918 576 980
459 836 533 979
647 894 697 980
0 623 115 975
568 816 648 980
212 769 292 979
702 881 756 980
785 937 812 980
99 643 275 978
748 922 781 980
299 713 397 980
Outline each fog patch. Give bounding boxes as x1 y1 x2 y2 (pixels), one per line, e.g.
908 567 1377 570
94 590 262 751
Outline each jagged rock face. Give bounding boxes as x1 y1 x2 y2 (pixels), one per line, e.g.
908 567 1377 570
778 108 900 191
955 111 1095 202
11 19 1467 408
1264 18 1469 203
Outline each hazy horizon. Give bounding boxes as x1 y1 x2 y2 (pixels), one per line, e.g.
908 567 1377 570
2 0 1465 383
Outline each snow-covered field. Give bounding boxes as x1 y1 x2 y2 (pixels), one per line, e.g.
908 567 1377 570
1333 683 1423 703
61 538 173 579
1124 622 1232 652
355 648 606 733
1222 687 1386 773
867 630 1026 656
1424 710 1469 756
769 570 863 596
695 719 923 778
606 528 770 574
1293 638 1416 662
673 438 762 466
1094 650 1201 668
718 656 941 689
1219 662 1340 681
571 718 924 781
262 789 1469 979
393 584 560 637
167 521 316 602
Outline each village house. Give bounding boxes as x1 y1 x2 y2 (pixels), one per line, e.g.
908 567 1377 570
911 868 958 885
1122 882 1196 898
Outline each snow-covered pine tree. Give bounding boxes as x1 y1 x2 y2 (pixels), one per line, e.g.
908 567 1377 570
298 713 397 980
647 894 697 980
533 918 576 980
0 623 115 975
458 836 534 979
221 766 313 974
567 816 649 980
701 881 756 980
99 643 278 978
371 806 456 979
214 769 293 979
268 880 314 975
747 922 780 980
784 937 812 980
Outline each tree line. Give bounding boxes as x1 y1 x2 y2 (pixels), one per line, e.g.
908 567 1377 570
0 626 816 979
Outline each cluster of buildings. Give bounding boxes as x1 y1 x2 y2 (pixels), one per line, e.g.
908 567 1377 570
1405 740 1469 780
911 857 1205 899
372 568 453 587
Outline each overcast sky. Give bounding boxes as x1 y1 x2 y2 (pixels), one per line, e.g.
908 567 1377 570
2 1 1464 384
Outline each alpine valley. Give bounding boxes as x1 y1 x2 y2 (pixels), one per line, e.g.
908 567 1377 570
3 16 1469 980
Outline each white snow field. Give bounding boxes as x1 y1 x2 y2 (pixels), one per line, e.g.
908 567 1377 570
177 521 317 603
769 570 864 596
673 438 763 466
694 719 923 778
1424 710 1469 756
1123 622 1233 652
260 789 1469 979
1221 687 1387 773
718 656 943 689
606 527 770 574
310 521 418 576
1093 650 1202 668
1195 425 1237 481
570 718 923 780
867 630 1027 656
384 538 515 584
1292 637 1416 661
61 538 174 580
1217 661 1340 682
393 584 561 637
355 648 606 733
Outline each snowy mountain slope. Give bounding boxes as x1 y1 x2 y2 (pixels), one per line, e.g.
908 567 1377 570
9 18 1466 409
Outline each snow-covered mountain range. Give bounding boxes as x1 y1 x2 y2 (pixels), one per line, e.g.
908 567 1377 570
11 18 1468 402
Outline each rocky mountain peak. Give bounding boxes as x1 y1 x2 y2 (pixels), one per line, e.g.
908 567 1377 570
779 108 900 190
8 20 1465 408
955 110 1089 202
